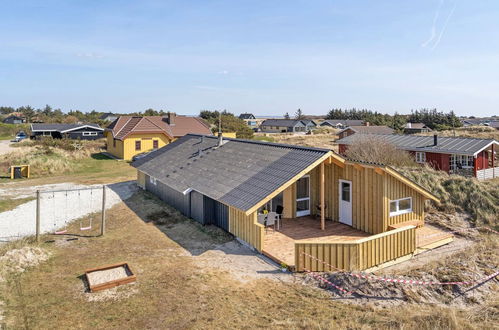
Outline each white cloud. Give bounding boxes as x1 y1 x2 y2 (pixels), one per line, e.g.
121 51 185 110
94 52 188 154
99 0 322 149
422 0 457 50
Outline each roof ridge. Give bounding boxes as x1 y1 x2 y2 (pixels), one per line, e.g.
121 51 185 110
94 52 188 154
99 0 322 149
144 116 172 136
113 117 134 138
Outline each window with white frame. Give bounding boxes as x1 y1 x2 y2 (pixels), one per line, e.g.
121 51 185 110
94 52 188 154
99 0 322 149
82 132 98 136
415 152 426 163
449 154 474 170
389 197 412 216
42 131 51 136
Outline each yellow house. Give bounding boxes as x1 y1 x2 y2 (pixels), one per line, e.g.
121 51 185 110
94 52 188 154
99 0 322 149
105 113 212 161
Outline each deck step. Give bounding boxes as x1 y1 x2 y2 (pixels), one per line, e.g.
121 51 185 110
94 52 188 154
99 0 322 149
389 220 423 230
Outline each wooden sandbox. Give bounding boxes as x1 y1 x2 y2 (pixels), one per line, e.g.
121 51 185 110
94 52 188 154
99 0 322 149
85 262 136 292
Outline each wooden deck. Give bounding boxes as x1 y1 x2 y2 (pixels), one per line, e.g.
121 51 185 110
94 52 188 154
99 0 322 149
416 225 454 250
262 217 369 267
262 217 454 270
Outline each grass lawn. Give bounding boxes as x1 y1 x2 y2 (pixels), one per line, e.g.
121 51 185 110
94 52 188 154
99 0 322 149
0 152 136 187
0 190 496 329
0 197 35 213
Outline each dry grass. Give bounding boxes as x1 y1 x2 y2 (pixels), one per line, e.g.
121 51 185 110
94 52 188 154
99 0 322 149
398 166 499 228
344 135 417 167
0 190 497 329
255 130 340 151
418 126 499 140
0 197 35 213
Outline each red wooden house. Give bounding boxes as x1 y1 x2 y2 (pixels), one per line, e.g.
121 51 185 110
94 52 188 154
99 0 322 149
337 134 499 180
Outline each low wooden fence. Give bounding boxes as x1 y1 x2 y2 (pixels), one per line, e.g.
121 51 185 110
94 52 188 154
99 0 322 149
295 225 416 272
477 167 499 180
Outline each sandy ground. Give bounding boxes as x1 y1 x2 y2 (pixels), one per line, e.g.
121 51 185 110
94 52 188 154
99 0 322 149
0 181 137 241
86 266 129 286
0 140 15 156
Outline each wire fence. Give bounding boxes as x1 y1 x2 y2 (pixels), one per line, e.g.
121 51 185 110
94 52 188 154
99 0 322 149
0 186 106 242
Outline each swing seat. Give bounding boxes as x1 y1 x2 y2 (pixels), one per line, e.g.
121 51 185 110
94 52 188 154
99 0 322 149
54 230 68 235
80 226 92 231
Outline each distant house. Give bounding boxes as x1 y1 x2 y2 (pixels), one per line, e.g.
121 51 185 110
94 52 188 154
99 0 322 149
3 115 26 124
132 134 451 272
337 134 499 180
337 125 395 140
100 113 119 122
404 123 432 134
488 121 499 130
320 120 364 129
239 113 256 120
104 113 212 160
31 123 104 140
301 119 317 129
260 119 312 133
238 113 258 130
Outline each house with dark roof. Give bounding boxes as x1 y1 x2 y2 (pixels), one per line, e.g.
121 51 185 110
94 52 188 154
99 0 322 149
3 115 26 124
99 112 119 122
337 134 499 180
132 134 453 272
104 113 212 160
404 123 432 134
320 119 364 129
238 113 259 130
337 125 395 140
238 113 256 120
260 119 314 133
30 123 104 140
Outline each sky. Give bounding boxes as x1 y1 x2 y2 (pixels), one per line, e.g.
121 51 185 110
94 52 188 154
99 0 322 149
1 0 499 117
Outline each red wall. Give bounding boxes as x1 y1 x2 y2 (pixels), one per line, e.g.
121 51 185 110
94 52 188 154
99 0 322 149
408 151 450 173
338 144 348 155
338 129 355 140
476 151 489 170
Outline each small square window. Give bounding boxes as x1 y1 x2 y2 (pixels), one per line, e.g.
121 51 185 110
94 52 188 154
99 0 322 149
389 198 412 216
399 198 411 211
390 201 397 213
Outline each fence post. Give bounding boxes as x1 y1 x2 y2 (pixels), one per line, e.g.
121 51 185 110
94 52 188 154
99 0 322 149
100 185 106 236
36 190 40 243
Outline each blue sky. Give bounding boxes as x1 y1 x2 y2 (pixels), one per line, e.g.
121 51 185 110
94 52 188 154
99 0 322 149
1 0 498 116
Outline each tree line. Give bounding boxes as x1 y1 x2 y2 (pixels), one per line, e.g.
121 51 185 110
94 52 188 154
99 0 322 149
0 105 171 126
199 110 254 139
325 108 462 131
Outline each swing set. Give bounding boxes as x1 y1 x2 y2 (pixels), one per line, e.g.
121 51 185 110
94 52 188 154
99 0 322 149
35 186 107 242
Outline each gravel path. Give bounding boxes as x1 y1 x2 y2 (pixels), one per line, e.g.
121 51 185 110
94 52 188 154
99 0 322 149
0 181 137 241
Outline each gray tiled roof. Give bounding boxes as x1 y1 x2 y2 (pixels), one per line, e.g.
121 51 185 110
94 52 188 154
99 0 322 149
337 133 497 156
31 123 102 132
260 119 304 127
133 134 329 212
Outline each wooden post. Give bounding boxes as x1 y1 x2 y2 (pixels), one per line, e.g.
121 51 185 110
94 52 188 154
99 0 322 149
101 185 106 236
493 144 495 178
320 162 325 230
36 190 40 243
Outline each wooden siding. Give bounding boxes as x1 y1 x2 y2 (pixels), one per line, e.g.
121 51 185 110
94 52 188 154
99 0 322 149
307 162 426 234
228 207 264 252
295 225 416 271
382 172 425 229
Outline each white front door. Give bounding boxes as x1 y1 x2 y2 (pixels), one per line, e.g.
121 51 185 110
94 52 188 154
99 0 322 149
339 180 352 226
296 175 310 217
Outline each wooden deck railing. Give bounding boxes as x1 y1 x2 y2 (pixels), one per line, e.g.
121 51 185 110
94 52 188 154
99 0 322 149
295 225 416 272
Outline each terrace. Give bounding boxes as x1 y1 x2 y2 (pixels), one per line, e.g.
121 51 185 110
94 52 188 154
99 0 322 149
262 217 453 271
